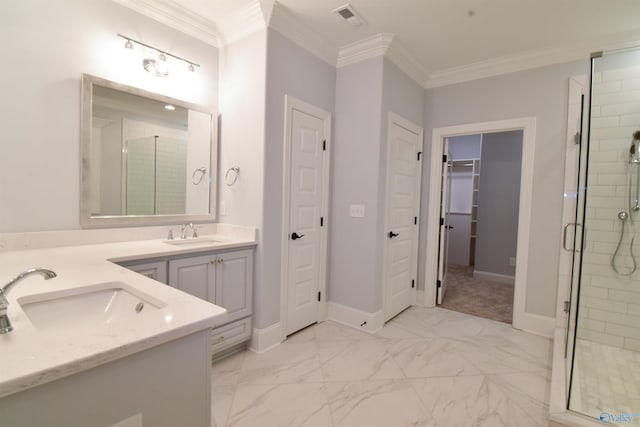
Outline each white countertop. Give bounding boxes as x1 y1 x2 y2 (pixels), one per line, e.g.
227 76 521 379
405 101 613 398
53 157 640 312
0 232 256 398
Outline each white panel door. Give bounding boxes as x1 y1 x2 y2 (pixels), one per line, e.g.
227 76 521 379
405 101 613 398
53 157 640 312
436 139 452 304
286 108 326 335
384 117 423 321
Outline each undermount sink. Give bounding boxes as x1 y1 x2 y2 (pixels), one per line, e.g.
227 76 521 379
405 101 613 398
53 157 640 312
163 237 226 246
17 282 164 332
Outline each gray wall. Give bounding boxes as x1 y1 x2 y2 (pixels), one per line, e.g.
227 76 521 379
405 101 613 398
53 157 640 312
420 59 589 318
330 57 384 312
0 0 218 232
449 134 482 159
330 56 424 313
260 28 336 328
475 130 523 277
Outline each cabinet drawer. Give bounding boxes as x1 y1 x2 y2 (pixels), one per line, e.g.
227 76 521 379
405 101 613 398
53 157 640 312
211 317 251 354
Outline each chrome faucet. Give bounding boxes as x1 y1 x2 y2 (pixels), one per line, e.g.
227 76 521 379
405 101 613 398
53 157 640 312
180 223 194 239
0 268 57 334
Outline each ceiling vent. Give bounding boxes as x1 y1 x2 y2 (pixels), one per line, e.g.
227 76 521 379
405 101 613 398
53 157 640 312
333 4 366 27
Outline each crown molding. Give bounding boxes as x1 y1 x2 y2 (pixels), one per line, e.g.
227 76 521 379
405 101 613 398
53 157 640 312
425 29 640 89
337 33 393 68
386 40 429 88
336 33 428 87
112 0 220 47
269 2 339 67
216 0 269 45
425 46 588 88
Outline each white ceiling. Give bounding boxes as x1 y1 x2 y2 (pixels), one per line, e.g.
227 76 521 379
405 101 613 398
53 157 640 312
125 0 640 85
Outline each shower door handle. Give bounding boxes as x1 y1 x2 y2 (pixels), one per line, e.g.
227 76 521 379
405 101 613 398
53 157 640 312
562 223 580 253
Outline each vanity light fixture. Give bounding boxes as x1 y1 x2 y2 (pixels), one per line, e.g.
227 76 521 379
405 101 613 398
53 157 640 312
142 58 156 73
117 34 200 77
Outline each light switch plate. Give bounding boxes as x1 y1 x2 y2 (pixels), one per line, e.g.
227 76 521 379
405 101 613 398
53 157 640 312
350 204 365 218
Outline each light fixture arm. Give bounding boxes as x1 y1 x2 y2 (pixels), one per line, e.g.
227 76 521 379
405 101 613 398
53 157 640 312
117 33 200 71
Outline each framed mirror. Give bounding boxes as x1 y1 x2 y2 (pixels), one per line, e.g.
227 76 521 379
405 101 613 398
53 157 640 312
80 74 217 227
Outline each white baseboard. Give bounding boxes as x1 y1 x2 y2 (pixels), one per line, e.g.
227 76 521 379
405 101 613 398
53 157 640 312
513 311 555 338
327 302 384 334
473 270 516 285
249 322 283 354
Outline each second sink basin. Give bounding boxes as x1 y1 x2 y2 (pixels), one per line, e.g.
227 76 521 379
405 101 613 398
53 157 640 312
18 282 165 332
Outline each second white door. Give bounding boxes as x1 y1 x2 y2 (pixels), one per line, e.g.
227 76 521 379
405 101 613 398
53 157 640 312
286 103 328 336
383 114 423 322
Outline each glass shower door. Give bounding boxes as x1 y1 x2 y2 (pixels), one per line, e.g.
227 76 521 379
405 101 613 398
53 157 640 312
564 82 588 403
568 46 640 422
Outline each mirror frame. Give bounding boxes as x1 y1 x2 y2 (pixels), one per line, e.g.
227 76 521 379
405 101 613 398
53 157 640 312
80 74 218 228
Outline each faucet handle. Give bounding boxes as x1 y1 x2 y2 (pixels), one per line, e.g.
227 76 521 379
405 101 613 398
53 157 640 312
167 229 174 240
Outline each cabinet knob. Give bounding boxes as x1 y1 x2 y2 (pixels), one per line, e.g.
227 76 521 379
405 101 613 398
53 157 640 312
218 258 224 264
210 259 216 265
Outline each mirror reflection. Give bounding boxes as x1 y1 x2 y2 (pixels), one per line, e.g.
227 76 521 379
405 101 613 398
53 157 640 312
81 74 217 227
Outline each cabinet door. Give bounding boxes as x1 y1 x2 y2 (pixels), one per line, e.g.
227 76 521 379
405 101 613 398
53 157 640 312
122 260 167 284
169 254 216 303
216 249 253 323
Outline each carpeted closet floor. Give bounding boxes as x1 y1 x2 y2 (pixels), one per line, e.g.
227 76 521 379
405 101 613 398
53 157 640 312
440 264 514 324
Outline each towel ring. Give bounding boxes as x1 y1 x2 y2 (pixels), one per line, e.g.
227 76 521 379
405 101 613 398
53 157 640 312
192 167 207 185
225 166 240 186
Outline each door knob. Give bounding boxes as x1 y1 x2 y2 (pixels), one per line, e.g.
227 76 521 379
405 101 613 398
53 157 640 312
446 225 454 229
388 231 399 238
291 232 305 240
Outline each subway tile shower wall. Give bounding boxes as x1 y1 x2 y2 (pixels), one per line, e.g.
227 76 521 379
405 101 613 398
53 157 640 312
578 65 640 351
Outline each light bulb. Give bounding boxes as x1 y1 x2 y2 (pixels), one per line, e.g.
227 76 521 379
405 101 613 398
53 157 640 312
156 53 169 77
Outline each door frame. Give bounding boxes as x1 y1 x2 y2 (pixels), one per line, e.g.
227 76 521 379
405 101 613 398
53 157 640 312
382 112 424 321
424 117 536 333
280 95 331 340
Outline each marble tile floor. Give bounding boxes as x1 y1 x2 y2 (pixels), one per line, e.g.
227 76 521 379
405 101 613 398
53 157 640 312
569 338 640 422
211 306 553 427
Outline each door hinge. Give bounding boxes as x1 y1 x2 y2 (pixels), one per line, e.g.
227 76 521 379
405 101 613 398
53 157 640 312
417 151 422 161
320 217 324 227
440 217 444 226
414 216 417 225
323 140 326 151
318 291 321 302
564 300 570 314
437 280 442 288
411 279 415 289
442 154 448 163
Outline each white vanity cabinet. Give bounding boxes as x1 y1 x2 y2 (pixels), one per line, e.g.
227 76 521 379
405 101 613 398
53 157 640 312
125 259 167 283
120 247 254 356
168 249 253 324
